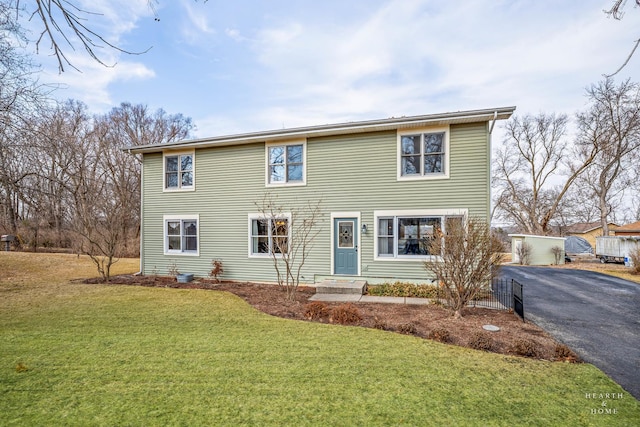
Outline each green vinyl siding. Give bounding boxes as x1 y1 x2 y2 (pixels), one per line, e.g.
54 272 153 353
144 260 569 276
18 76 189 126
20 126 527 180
140 122 490 283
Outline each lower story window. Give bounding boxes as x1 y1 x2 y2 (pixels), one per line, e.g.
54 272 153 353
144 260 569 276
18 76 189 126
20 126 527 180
250 217 289 256
376 214 463 258
164 215 199 255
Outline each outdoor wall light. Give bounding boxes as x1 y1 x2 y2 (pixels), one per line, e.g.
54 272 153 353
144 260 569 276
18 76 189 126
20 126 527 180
361 224 368 234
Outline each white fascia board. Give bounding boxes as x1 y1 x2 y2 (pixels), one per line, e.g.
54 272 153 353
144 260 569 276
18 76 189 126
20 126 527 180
126 106 516 154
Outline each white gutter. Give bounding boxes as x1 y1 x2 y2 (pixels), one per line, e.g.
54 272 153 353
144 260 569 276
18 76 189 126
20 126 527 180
125 106 516 154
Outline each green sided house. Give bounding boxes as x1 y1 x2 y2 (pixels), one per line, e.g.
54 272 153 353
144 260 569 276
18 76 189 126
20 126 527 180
127 107 515 284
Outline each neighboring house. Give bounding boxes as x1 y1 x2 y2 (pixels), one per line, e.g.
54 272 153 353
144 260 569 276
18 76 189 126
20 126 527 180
128 107 515 284
563 222 619 249
613 221 640 236
509 234 566 265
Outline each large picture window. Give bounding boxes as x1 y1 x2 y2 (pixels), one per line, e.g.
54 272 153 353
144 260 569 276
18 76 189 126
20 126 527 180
267 142 305 185
375 212 464 259
164 215 199 255
249 216 290 256
398 128 448 179
164 152 194 190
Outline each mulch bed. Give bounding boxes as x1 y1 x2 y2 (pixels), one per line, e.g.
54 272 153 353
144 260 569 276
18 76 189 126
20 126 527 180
86 275 580 362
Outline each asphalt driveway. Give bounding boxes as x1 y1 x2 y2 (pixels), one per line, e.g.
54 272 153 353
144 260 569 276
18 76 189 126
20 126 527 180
499 265 640 400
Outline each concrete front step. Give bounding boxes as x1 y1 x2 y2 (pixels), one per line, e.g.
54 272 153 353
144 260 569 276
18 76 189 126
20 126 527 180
315 279 367 295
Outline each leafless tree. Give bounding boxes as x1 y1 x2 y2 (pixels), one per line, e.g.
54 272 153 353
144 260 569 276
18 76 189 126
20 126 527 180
71 129 123 281
6 0 149 73
0 3 50 237
603 0 640 77
0 95 194 278
69 102 192 278
515 242 532 266
424 217 504 319
7 0 207 72
255 193 323 301
558 181 604 227
99 102 193 255
106 102 194 148
629 246 640 274
492 113 597 235
550 245 563 265
575 78 640 236
16 100 88 249
630 188 640 222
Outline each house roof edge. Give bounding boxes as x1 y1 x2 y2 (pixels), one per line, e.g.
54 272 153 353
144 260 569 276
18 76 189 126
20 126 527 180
125 106 516 154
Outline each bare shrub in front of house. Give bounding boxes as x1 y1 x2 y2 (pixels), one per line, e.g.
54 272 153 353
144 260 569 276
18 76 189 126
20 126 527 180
551 245 563 265
167 261 179 277
424 217 504 318
208 259 224 282
628 247 640 275
509 339 542 358
468 332 494 351
330 303 362 325
397 322 417 335
255 193 323 301
304 301 330 320
554 344 581 363
427 328 452 343
373 317 390 331
516 242 532 265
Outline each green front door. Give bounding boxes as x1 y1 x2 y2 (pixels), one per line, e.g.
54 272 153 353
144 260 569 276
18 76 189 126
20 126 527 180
334 218 358 275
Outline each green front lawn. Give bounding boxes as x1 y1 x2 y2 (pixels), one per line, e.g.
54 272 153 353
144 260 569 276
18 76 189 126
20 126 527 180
1 252 638 426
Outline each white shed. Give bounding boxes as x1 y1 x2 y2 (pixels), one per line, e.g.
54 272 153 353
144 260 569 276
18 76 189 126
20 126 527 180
509 234 566 265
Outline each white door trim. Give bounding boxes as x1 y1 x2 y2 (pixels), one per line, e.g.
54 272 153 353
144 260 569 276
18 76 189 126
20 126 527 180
330 211 361 276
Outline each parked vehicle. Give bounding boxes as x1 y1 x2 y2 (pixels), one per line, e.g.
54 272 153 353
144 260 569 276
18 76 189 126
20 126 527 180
595 236 640 264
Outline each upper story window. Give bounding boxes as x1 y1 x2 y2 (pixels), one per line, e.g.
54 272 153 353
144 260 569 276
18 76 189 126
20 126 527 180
398 127 449 180
164 151 194 191
266 141 305 186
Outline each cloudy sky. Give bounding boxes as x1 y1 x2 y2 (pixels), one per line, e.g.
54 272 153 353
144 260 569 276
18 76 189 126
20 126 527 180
28 0 640 139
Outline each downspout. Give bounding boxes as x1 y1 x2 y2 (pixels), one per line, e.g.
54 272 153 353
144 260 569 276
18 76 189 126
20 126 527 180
488 111 498 223
138 153 144 276
488 110 498 135
128 148 144 276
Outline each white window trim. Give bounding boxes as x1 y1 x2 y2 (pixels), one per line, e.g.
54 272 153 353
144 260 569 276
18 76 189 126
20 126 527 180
373 209 467 262
163 150 195 192
397 126 450 181
265 140 307 187
247 212 292 258
163 214 200 256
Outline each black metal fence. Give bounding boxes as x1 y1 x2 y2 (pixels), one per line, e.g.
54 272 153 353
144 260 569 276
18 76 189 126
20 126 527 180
467 278 524 320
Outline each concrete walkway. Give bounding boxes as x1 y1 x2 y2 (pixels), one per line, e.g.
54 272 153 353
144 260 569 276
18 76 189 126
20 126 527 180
309 293 507 310
309 293 431 305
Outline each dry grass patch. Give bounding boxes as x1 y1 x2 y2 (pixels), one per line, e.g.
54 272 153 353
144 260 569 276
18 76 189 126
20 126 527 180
552 258 640 284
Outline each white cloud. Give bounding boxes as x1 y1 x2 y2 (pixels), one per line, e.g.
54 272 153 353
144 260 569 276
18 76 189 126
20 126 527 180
73 0 153 45
179 0 216 44
225 28 245 42
39 0 640 141
17 1 159 111
240 0 639 133
42 54 155 112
